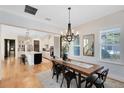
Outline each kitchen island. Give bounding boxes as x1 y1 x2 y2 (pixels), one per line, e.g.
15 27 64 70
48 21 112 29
19 52 42 65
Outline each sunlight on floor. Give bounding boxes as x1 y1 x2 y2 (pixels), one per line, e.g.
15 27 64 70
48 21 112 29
0 57 51 88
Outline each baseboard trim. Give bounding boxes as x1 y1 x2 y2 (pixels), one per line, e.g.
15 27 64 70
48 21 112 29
107 76 124 83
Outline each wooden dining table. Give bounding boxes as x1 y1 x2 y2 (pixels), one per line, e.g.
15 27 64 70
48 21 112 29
51 58 104 88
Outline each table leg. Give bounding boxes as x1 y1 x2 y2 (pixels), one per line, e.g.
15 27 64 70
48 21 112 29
78 73 81 88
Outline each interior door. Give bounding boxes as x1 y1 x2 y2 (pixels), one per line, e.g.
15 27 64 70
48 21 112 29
4 39 15 59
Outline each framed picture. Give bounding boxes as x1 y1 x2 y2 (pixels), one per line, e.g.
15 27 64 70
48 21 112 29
83 34 95 56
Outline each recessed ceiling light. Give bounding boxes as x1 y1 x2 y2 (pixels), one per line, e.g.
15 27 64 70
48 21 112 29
45 18 52 21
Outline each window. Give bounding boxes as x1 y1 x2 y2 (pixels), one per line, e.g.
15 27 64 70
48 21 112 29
100 28 120 62
69 36 80 56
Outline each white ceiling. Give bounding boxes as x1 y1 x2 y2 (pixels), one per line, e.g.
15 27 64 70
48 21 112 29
0 5 124 34
1 24 48 37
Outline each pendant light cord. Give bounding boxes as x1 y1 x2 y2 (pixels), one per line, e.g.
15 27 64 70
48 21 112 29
68 7 71 23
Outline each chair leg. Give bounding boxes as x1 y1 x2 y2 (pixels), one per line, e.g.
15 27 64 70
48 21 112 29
52 74 54 79
60 77 64 88
52 71 55 79
85 81 92 88
52 68 55 79
67 81 71 88
85 82 88 88
56 74 59 82
102 84 104 88
95 84 104 88
75 78 78 88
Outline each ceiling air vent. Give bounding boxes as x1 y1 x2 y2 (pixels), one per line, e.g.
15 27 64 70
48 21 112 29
25 5 38 15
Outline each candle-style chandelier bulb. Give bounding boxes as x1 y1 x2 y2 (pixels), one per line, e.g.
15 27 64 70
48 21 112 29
61 7 79 43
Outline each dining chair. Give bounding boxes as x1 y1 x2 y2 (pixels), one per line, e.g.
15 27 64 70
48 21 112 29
21 54 27 65
60 66 78 88
51 60 62 82
85 68 109 88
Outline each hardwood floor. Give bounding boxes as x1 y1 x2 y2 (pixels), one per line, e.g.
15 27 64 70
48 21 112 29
32 58 52 73
0 57 52 88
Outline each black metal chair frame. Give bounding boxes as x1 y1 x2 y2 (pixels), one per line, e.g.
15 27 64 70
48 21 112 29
85 68 109 88
60 66 78 88
21 54 27 65
52 61 62 82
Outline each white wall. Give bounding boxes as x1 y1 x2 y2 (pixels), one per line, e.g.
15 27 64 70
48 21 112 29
41 34 58 58
0 25 1 61
41 34 54 49
69 11 124 82
0 25 1 80
0 24 25 60
0 24 47 61
54 36 60 58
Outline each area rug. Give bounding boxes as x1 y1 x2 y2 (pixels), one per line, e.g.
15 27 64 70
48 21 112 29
36 70 124 88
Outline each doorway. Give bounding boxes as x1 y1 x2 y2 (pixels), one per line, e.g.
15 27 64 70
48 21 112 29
34 40 40 52
4 39 15 59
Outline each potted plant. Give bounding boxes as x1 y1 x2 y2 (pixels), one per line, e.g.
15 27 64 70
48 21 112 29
62 43 69 61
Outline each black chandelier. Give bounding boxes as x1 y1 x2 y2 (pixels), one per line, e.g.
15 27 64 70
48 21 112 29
61 7 79 43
